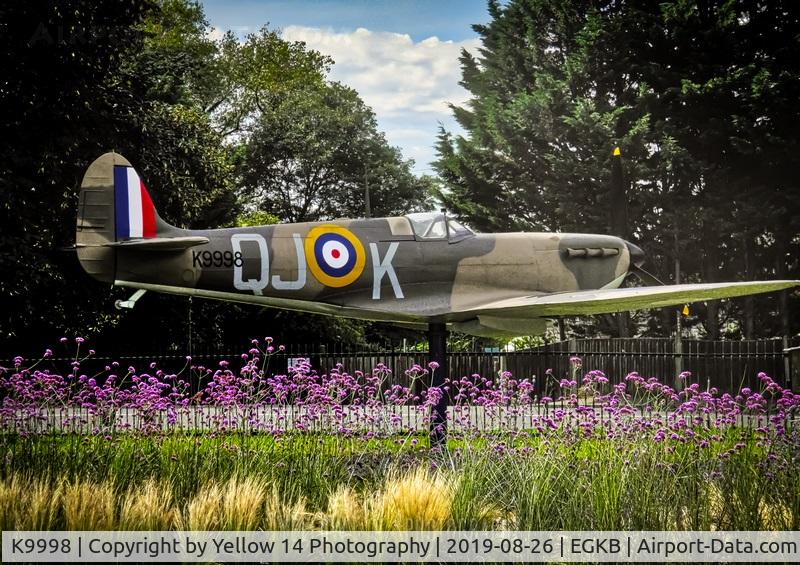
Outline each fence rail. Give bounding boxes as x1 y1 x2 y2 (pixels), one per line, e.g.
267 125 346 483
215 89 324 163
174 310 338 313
5 405 795 435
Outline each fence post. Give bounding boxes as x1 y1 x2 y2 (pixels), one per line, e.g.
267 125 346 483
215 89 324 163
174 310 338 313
785 343 799 392
674 331 684 389
783 336 791 389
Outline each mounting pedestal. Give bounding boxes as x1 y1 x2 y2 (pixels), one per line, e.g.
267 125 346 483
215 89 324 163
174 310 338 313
427 322 449 447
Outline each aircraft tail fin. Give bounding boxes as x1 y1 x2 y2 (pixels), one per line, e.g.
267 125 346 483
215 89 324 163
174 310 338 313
76 152 178 282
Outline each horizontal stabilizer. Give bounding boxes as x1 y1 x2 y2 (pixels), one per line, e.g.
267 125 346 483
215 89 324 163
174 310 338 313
459 280 800 318
101 236 209 251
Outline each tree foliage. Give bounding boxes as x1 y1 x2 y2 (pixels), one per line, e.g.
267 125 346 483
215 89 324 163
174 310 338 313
205 28 332 136
0 0 431 352
238 82 432 222
436 0 800 339
0 0 156 346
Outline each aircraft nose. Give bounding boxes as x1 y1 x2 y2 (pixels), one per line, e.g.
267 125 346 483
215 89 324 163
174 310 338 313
625 240 645 268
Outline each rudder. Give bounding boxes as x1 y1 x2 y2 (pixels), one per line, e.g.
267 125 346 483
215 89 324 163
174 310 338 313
76 152 170 283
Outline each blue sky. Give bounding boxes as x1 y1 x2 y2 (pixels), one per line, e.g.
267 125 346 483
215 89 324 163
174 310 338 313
200 0 490 174
201 0 488 42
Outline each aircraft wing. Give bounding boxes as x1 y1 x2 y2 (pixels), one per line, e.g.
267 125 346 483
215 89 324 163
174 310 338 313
460 280 800 318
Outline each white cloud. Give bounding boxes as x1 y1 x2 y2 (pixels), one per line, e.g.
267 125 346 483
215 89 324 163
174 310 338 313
281 26 479 173
206 26 225 42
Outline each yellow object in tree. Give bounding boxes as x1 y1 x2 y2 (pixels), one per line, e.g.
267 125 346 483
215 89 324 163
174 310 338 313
682 304 690 316
613 147 621 156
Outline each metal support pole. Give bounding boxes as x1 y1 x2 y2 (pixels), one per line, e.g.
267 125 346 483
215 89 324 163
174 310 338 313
674 230 683 385
427 322 448 447
188 296 193 358
364 165 371 219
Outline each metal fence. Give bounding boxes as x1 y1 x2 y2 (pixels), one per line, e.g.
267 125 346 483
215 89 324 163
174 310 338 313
243 337 797 394
3 337 797 394
6 404 789 435
314 338 798 395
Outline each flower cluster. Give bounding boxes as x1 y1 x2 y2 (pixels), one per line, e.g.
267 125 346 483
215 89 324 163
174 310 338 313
0 344 796 444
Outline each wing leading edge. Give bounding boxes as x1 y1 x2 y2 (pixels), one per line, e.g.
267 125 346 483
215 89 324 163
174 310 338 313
458 280 800 319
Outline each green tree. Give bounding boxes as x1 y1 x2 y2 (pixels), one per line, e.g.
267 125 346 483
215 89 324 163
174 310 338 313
237 82 432 222
436 0 800 339
436 1 654 235
204 27 331 136
134 0 218 106
0 0 239 351
0 0 447 352
0 0 155 348
621 0 800 338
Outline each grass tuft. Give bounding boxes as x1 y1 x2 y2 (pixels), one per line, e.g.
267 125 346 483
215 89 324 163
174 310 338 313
325 485 367 530
120 477 176 530
179 482 222 531
262 486 310 530
222 475 266 530
63 480 115 530
374 466 452 530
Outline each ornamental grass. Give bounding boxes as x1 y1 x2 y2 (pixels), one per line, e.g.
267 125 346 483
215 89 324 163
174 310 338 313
0 338 797 531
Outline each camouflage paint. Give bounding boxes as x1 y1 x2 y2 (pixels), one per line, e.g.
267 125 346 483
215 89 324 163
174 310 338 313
76 153 799 337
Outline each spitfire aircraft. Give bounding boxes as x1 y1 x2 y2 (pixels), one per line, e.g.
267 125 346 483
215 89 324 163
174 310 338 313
76 153 799 338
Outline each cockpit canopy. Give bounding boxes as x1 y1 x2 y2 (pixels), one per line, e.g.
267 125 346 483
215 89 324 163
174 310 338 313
405 212 474 242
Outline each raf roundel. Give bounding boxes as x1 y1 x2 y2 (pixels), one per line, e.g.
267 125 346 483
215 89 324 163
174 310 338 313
305 225 366 288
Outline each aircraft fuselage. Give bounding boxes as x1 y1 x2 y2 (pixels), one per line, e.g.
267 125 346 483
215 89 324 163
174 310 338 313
76 153 797 337
112 217 632 326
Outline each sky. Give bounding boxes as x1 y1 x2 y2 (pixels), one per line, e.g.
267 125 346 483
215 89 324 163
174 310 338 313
200 0 490 174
